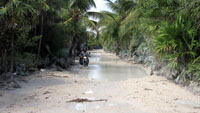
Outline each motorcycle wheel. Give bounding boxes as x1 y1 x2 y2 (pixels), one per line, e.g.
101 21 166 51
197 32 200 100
83 60 89 67
79 58 84 65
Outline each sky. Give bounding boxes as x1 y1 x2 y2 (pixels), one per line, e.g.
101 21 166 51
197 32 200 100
89 0 115 12
87 0 115 31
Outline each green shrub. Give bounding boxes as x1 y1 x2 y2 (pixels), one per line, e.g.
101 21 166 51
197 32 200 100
154 13 198 69
183 57 200 83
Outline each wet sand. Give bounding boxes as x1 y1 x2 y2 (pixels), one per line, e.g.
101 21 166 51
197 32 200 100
0 50 200 113
69 50 147 81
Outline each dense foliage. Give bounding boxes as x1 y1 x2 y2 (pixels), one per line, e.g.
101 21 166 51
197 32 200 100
0 0 98 77
1 0 200 83
98 0 200 83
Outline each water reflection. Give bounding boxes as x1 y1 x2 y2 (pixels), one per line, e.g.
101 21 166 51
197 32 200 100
70 51 147 81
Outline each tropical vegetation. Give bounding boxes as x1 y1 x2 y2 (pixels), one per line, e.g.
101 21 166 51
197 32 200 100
97 0 200 83
0 0 98 79
0 0 200 84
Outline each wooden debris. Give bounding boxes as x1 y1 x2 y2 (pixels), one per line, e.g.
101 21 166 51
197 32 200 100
43 91 51 95
67 98 107 103
144 88 153 91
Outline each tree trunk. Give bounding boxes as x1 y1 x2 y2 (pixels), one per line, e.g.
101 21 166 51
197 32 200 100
36 15 44 66
68 22 78 58
72 42 78 63
34 25 37 36
68 37 75 58
68 36 78 56
115 41 120 56
68 31 79 65
10 33 14 73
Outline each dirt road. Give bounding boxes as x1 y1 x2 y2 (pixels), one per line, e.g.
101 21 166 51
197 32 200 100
0 50 200 113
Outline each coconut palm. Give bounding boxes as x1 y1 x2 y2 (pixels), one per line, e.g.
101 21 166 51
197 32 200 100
63 0 96 58
0 0 36 73
33 0 50 66
97 0 136 55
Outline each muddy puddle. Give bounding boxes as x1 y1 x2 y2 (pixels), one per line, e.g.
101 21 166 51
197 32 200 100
69 51 147 81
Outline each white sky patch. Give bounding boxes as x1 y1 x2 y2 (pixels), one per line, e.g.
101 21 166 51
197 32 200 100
87 0 115 33
89 0 113 12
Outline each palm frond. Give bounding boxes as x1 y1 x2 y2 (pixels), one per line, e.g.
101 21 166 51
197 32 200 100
119 8 143 37
86 11 104 20
105 0 119 13
64 18 72 24
69 0 96 11
81 16 96 29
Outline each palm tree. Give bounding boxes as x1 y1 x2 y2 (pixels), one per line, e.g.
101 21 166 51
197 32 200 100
97 0 136 55
64 0 96 58
33 0 50 66
0 0 36 73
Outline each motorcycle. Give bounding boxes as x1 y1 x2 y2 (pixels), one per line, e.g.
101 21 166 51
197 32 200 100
79 54 89 67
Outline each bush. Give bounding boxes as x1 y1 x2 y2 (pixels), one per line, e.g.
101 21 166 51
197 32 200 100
154 13 198 69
